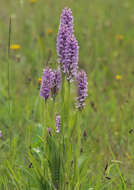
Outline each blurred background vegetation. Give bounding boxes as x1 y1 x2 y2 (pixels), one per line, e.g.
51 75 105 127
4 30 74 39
1 0 134 189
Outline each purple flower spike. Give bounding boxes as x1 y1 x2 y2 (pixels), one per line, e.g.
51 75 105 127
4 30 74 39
51 69 61 100
76 70 88 110
57 8 74 72
65 34 79 82
56 114 61 133
40 68 53 101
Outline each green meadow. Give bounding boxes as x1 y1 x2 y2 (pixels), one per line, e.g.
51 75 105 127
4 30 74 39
0 0 134 189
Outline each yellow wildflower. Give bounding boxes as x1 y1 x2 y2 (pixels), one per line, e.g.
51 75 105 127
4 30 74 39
47 29 53 35
116 34 124 41
38 77 42 85
29 0 37 3
115 75 122 80
10 44 20 50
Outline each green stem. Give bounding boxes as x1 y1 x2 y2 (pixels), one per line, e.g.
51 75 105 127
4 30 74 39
7 17 11 100
66 82 71 130
61 73 65 134
45 100 48 125
73 111 81 188
43 100 48 138
7 17 12 146
52 99 56 129
60 73 66 189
